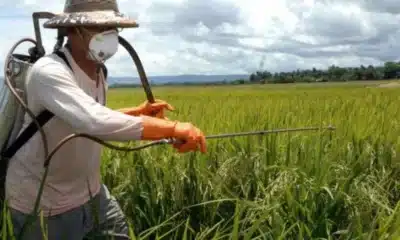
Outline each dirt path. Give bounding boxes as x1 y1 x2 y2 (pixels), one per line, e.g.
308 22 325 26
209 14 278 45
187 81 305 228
375 82 400 88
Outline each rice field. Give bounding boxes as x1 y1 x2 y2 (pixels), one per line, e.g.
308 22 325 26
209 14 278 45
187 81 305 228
3 81 400 239
100 81 400 239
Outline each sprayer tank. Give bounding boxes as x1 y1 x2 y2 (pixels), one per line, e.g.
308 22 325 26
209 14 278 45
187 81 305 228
0 55 32 153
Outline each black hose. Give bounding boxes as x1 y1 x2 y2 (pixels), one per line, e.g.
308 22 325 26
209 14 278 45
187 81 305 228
118 36 155 103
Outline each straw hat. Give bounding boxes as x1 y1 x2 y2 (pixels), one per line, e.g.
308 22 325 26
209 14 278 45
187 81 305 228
43 0 138 29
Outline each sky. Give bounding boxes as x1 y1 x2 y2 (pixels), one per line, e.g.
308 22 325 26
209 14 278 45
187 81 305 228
0 0 399 77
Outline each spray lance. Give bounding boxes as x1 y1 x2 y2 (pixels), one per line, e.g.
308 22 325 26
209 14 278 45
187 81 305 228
2 11 335 237
39 37 337 166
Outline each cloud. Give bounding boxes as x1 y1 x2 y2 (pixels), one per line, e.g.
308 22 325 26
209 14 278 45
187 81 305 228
0 0 399 78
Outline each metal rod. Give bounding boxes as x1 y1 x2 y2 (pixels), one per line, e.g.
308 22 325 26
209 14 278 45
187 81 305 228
42 125 336 167
206 125 335 139
31 12 56 59
166 125 336 144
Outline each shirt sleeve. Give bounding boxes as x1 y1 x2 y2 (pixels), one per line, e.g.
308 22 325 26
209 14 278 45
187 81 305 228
28 61 144 142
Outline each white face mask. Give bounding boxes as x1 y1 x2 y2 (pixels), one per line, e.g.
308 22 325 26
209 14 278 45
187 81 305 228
87 29 119 63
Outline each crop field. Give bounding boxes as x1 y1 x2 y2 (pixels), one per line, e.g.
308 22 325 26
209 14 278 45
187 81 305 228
100 81 400 239
2 81 400 239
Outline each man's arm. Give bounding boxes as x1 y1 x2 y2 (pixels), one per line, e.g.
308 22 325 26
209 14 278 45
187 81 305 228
29 61 144 142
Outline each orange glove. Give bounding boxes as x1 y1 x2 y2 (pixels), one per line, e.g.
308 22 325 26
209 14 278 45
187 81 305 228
140 115 207 153
118 99 174 119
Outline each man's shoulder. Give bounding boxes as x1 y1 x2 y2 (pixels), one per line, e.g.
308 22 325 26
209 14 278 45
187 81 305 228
30 53 71 76
32 52 67 68
26 52 75 90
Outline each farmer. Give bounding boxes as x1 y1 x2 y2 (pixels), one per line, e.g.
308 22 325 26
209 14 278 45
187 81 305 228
4 0 206 239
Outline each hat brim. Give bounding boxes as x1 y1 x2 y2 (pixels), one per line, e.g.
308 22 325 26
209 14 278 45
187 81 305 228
43 10 138 29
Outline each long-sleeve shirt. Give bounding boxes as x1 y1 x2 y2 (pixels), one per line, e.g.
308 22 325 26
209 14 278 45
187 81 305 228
5 47 143 216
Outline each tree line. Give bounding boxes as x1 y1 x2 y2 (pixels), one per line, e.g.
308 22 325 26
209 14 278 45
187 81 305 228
108 61 400 88
249 61 400 84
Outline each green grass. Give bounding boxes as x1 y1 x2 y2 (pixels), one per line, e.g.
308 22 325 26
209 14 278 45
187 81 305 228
2 82 400 239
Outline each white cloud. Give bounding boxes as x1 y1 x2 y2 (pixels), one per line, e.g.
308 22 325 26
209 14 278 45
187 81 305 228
0 0 399 78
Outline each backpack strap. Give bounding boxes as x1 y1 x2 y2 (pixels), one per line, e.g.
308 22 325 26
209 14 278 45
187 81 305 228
1 111 54 159
55 50 72 71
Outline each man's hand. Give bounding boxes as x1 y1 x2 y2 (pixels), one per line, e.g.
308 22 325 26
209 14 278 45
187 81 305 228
117 99 174 119
170 122 207 153
140 116 207 153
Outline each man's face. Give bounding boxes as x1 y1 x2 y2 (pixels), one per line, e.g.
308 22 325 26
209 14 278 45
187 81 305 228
68 27 120 62
69 26 119 52
79 26 118 43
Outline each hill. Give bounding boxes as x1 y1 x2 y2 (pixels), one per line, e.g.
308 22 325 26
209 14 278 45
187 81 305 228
107 74 249 86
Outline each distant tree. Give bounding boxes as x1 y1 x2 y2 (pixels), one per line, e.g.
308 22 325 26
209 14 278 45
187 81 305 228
248 61 400 84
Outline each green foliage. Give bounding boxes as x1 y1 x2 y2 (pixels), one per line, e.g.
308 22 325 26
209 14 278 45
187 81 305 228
101 83 400 239
250 62 400 84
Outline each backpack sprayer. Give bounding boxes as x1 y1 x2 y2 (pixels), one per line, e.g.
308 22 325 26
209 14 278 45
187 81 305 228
0 12 336 232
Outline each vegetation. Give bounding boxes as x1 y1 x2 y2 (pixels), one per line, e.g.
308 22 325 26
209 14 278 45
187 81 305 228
104 82 400 238
249 62 400 84
2 81 400 239
109 62 400 88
